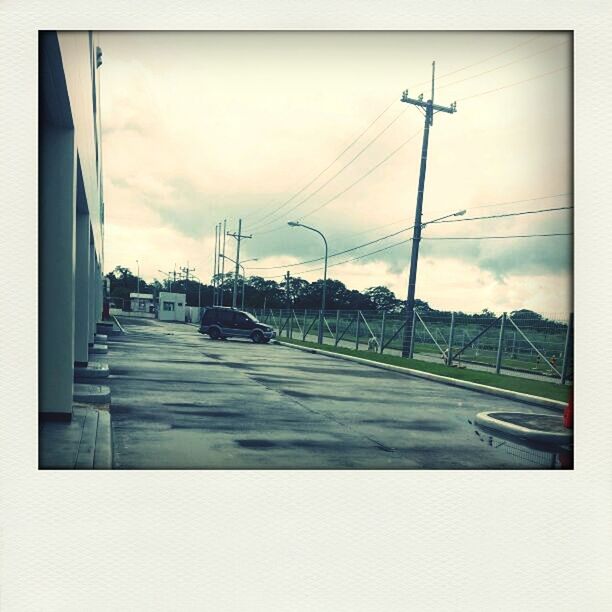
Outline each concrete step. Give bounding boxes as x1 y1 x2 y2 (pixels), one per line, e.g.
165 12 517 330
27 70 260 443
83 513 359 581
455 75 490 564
73 383 111 404
89 343 108 354
74 361 109 380
94 333 108 343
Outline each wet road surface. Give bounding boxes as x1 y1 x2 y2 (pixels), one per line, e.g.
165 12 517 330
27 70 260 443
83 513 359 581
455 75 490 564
107 317 560 469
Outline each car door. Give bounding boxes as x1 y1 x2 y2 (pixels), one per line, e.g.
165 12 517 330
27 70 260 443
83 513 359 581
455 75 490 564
217 310 235 336
233 312 254 338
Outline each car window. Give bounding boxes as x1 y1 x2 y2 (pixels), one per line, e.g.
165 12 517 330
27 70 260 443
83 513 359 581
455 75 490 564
218 310 235 325
235 313 250 325
202 310 215 323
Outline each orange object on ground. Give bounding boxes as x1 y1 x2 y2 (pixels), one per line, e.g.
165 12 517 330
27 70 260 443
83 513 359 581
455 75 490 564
563 387 574 429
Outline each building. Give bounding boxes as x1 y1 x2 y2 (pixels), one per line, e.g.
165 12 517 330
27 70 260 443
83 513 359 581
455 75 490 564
158 292 186 322
130 292 155 314
39 31 105 419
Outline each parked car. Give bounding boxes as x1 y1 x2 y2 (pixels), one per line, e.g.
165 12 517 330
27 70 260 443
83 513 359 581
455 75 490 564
198 307 276 343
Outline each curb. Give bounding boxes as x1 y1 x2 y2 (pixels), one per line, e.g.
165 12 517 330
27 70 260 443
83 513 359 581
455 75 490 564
474 411 572 446
275 341 566 411
94 409 112 469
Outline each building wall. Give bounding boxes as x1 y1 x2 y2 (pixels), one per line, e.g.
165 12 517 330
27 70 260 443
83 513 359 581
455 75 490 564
39 31 105 417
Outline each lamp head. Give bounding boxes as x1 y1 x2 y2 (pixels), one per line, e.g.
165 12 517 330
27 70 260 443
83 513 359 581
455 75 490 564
455 210 467 217
287 221 300 227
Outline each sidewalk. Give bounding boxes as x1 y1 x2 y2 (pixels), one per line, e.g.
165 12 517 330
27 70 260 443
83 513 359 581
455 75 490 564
39 403 112 469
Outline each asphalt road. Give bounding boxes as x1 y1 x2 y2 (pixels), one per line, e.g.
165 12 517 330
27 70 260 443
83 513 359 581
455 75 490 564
107 317 560 469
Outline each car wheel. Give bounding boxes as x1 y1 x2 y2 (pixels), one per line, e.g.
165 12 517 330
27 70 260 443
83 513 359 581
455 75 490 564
209 326 221 340
262 338 271 344
252 330 264 343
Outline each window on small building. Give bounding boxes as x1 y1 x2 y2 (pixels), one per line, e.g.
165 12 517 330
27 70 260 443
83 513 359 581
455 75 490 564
163 302 175 311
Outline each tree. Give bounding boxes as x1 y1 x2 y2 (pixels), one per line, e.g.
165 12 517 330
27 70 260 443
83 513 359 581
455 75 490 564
364 286 402 312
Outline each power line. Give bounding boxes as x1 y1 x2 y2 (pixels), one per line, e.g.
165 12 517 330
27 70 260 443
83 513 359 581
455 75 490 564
327 193 571 243
265 230 572 280
253 127 423 236
410 34 543 87
424 232 572 240
435 40 568 93
429 205 572 224
249 205 572 271
244 98 399 226
457 65 569 102
249 106 410 232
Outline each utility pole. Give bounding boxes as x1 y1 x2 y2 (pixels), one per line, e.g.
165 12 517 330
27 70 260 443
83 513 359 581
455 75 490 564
181 263 195 284
226 218 252 308
285 271 291 309
173 263 177 293
401 61 457 357
219 219 227 306
213 223 219 305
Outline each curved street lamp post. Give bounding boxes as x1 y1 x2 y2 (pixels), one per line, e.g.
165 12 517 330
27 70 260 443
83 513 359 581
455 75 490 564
288 221 328 344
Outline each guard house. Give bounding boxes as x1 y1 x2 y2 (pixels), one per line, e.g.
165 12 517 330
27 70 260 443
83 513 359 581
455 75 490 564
158 292 186 322
130 292 154 313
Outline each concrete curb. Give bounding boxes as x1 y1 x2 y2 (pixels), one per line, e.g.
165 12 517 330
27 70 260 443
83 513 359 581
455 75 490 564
275 341 566 411
73 383 111 404
94 409 112 469
74 362 110 380
475 411 572 445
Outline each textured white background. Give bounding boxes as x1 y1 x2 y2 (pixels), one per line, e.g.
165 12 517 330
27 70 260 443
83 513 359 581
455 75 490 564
1 1 611 610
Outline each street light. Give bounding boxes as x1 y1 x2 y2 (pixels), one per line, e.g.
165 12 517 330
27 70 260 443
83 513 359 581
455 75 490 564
136 259 140 311
219 255 258 309
402 208 466 358
288 221 328 344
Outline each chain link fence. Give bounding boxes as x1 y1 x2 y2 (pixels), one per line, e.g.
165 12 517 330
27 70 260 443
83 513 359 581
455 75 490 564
248 307 573 385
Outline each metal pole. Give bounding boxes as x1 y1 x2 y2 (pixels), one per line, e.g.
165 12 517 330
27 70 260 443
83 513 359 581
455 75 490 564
136 259 140 304
303 309 307 341
380 311 386 354
289 309 293 339
232 219 242 308
220 219 226 306
408 310 417 358
495 313 506 374
446 312 455 366
560 313 574 385
317 234 328 345
355 311 361 351
213 224 218 305
335 310 340 346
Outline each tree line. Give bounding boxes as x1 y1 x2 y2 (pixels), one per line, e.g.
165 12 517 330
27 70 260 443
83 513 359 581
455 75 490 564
106 265 563 329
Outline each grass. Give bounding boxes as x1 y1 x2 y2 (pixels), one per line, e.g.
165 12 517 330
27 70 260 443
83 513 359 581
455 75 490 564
277 338 570 403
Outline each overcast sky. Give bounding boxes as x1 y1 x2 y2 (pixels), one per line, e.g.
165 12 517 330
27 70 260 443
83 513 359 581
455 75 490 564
99 31 572 316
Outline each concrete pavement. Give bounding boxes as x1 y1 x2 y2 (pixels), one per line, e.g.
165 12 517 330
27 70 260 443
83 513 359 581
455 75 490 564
107 317 561 469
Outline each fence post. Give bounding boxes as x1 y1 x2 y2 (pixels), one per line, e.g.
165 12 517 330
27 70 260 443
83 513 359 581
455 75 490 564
335 310 340 346
355 311 361 351
302 309 307 341
408 310 417 358
318 310 323 344
446 312 455 366
379 311 386 354
289 309 294 339
561 313 574 385
495 313 506 374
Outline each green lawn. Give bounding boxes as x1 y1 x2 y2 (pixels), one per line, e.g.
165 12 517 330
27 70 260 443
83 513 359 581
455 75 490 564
277 338 570 403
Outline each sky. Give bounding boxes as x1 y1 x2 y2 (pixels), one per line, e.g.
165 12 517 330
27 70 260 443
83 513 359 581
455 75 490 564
99 31 572 316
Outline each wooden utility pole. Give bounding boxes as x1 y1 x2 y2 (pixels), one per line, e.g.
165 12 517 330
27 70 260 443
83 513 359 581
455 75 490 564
401 61 457 357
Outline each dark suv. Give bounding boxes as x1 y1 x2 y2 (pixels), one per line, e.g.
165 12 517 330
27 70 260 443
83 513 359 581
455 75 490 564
198 307 276 343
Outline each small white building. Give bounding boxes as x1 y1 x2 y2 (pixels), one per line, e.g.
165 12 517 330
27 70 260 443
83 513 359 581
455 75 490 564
158 292 186 322
130 292 155 313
